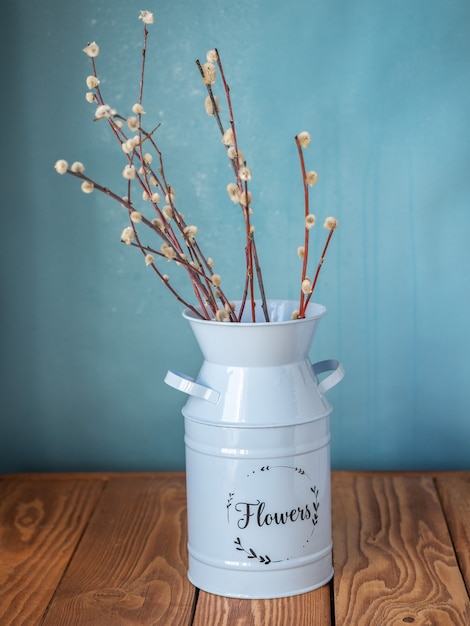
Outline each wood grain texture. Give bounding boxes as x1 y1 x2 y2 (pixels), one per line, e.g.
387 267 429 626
192 583 331 626
435 473 470 592
1 471 468 625
41 473 195 626
331 473 470 625
0 477 105 626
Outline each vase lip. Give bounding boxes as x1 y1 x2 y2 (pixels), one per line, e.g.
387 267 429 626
182 299 327 326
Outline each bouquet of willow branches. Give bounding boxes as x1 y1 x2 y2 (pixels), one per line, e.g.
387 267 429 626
55 10 338 323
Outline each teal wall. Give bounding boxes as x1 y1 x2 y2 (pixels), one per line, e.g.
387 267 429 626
1 0 469 472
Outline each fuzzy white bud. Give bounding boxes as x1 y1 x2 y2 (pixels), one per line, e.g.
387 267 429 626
121 226 134 244
83 42 100 58
202 62 216 85
222 128 235 146
206 49 218 62
95 104 115 119
204 95 220 115
323 216 338 230
226 183 241 203
162 205 173 220
130 211 143 223
305 214 316 229
215 309 230 322
184 225 198 238
296 131 311 147
151 218 164 230
86 75 100 89
161 243 176 260
127 116 139 131
81 181 94 193
122 164 136 180
139 10 154 24
240 191 252 207
211 274 221 287
70 161 85 173
305 171 318 187
239 166 252 181
54 159 68 174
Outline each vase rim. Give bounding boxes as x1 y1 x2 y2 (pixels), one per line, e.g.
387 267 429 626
182 299 327 326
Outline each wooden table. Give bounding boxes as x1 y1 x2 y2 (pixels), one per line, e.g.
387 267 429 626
1 472 469 625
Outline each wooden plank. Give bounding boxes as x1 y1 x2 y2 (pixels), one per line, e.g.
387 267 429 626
435 473 470 591
193 584 331 625
0 476 105 626
41 473 196 626
331 473 470 625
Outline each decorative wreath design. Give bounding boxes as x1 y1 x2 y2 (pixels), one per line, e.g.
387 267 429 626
226 464 321 565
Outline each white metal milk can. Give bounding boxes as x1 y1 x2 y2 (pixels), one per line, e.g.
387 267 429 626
165 299 344 599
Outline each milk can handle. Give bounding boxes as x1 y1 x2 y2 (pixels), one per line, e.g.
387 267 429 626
312 359 344 395
164 370 220 405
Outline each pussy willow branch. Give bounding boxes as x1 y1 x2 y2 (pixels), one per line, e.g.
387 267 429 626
66 168 231 320
303 228 335 311
87 39 237 321
295 135 311 319
132 226 207 319
131 40 236 320
120 174 214 317
214 49 265 322
195 60 224 135
142 135 236 320
197 50 269 322
136 138 222 317
251 239 268 318
70 25 337 323
139 23 148 105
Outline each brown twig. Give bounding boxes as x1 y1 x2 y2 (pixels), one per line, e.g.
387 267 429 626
295 134 310 318
303 227 335 311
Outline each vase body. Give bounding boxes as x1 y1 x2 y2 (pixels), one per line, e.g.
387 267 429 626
165 300 343 599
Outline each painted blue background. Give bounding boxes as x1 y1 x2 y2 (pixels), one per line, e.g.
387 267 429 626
1 0 469 472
